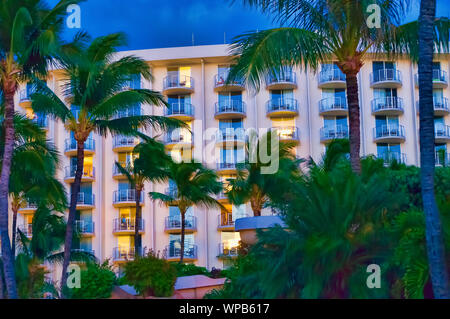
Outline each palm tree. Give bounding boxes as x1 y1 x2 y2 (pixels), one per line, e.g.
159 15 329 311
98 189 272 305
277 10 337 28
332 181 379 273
30 33 182 297
5 114 66 258
226 131 301 216
416 0 450 299
229 0 414 173
114 136 172 258
0 0 80 299
149 162 223 263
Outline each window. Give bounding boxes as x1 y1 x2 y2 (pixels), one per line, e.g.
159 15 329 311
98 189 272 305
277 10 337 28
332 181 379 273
375 115 399 128
167 66 191 87
373 61 395 73
220 147 245 164
324 116 348 130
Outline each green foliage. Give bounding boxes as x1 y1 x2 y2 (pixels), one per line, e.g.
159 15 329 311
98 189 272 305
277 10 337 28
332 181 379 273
123 251 177 297
71 261 116 299
174 263 210 277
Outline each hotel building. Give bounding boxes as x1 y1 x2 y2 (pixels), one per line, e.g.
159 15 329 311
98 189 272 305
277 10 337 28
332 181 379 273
10 44 450 277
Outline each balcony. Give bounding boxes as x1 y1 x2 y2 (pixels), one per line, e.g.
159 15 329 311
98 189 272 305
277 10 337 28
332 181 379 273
215 129 246 146
319 97 348 116
378 152 407 165
217 212 234 231
435 125 450 143
318 69 346 88
165 102 194 120
72 248 95 256
214 100 246 119
371 97 404 116
266 98 299 118
165 244 198 262
164 216 197 234
265 70 297 90
163 74 194 95
113 189 144 208
64 138 95 156
164 131 193 149
415 69 448 88
32 116 48 129
75 220 95 237
435 152 450 166
216 162 239 175
112 135 140 152
74 193 95 210
320 125 349 143
216 191 228 203
271 126 300 144
112 247 142 263
64 166 95 183
113 218 144 235
18 202 38 213
113 162 132 180
373 125 405 143
19 88 34 108
370 69 402 88
214 74 245 92
218 244 239 259
113 106 143 119
18 224 33 238
416 97 449 116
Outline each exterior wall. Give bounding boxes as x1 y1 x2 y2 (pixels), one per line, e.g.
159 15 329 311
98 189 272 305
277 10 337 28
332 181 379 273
9 44 450 279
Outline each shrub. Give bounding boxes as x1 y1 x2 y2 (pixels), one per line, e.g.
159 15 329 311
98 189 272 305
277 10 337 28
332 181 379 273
71 261 116 299
123 251 177 297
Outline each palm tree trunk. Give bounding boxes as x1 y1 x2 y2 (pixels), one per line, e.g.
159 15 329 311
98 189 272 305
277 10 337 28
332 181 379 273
418 0 450 299
0 89 18 299
345 73 361 174
11 206 18 258
179 209 186 264
60 141 85 298
134 188 142 258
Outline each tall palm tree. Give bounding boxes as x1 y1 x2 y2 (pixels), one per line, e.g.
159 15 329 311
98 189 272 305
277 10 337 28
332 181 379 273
227 131 301 216
30 33 181 297
114 136 172 258
0 0 81 299
228 0 415 173
416 0 450 299
149 162 223 263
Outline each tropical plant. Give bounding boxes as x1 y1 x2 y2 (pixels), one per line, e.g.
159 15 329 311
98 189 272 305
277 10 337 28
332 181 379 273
114 136 172 257
0 0 82 299
149 161 223 263
414 0 450 298
226 131 301 216
123 250 177 297
30 32 181 297
70 261 116 299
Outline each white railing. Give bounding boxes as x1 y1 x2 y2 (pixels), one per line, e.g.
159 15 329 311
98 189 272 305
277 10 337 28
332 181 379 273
163 74 194 90
319 97 347 112
370 69 402 85
318 68 346 84
373 125 405 139
266 98 298 113
113 189 144 203
371 97 404 113
320 125 349 140
113 218 144 232
164 216 197 231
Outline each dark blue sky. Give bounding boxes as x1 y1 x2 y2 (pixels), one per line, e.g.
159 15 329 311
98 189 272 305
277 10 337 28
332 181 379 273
53 0 450 50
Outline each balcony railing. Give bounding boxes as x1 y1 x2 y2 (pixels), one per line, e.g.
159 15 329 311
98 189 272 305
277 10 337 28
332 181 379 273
19 202 38 211
370 69 402 86
378 152 406 165
373 125 405 140
319 97 348 113
113 162 132 176
266 98 298 114
265 69 297 86
371 97 404 113
113 218 144 232
218 244 239 258
165 244 198 260
415 69 448 86
75 220 95 234
163 74 194 91
165 131 193 145
320 125 349 141
113 106 143 119
64 166 95 180
214 73 244 89
165 216 197 231
271 126 300 141
318 69 346 84
217 162 239 171
32 116 48 128
64 138 95 152
113 135 139 149
18 224 33 237
113 247 143 261
75 193 95 206
216 129 246 143
436 152 450 166
113 189 144 204
165 102 194 117
214 100 246 116
435 125 450 139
